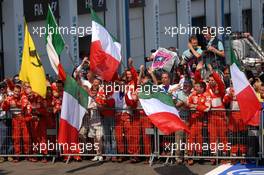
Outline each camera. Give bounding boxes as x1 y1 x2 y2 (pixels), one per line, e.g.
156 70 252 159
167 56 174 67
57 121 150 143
0 81 7 89
144 49 157 62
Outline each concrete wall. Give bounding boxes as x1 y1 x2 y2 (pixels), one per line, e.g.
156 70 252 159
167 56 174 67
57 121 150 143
2 0 263 76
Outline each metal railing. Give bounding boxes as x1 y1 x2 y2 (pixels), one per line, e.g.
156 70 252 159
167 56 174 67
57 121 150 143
0 108 262 166
0 108 58 163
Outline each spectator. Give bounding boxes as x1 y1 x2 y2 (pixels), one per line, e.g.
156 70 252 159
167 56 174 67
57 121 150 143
182 35 203 66
135 65 156 163
259 83 264 108
88 84 104 162
97 82 117 162
74 57 94 89
223 85 247 164
203 27 225 71
173 79 193 164
223 67 231 88
114 58 140 163
158 71 180 94
0 80 13 163
187 81 211 165
1 84 30 163
257 73 264 103
21 83 48 162
197 63 228 165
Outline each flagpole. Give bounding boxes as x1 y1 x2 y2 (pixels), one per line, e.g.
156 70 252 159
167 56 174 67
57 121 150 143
124 0 131 67
65 44 77 68
120 59 127 70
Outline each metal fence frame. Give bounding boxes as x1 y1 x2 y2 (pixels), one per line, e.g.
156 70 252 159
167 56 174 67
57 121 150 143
0 109 59 163
0 108 263 166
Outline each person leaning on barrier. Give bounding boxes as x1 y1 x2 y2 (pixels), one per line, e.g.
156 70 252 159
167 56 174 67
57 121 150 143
113 58 140 163
1 84 31 163
87 82 104 162
172 79 193 164
157 71 181 156
21 83 48 163
207 64 228 164
187 81 211 165
0 80 13 163
223 86 247 165
134 65 157 163
96 82 117 162
21 83 37 162
78 77 101 162
195 62 228 165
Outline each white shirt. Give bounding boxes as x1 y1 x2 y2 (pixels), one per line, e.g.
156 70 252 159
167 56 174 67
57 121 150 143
112 91 133 114
158 84 180 94
81 79 92 89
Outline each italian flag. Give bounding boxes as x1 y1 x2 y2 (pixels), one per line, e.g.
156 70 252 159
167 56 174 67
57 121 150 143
90 7 121 81
139 91 190 135
45 5 66 80
58 75 88 153
230 43 261 126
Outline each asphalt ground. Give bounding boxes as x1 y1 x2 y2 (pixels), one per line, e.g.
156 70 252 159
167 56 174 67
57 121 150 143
0 159 216 175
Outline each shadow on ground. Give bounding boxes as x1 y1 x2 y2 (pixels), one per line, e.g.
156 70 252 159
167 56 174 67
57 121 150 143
65 162 104 174
0 169 10 175
153 165 198 175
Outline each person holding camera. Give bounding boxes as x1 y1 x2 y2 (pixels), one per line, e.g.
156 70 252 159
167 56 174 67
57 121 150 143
73 56 94 90
203 27 225 72
182 35 203 75
182 35 203 65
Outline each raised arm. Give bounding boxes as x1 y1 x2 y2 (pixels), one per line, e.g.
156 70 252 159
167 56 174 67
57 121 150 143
147 67 158 85
137 65 145 85
194 61 203 83
208 64 225 97
128 58 138 85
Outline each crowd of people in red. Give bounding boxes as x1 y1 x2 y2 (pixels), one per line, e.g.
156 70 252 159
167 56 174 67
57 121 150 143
0 31 264 165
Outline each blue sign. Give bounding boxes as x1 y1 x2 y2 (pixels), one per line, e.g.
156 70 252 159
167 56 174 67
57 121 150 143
216 164 264 175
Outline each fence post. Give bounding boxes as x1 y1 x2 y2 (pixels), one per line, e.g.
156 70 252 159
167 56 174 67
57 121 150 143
149 127 159 166
260 109 264 161
52 112 60 164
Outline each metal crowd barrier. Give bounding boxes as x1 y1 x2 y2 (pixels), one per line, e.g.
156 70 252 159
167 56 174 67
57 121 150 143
0 108 263 166
160 109 261 166
261 109 264 160
61 108 156 164
0 108 58 163
61 108 263 166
